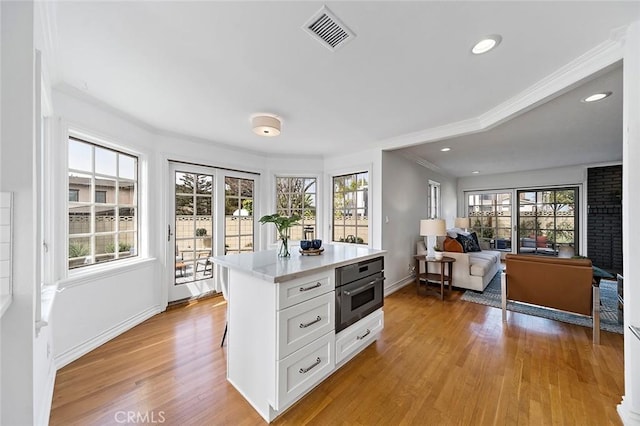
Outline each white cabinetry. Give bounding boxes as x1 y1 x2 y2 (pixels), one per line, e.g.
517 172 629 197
226 268 336 422
335 308 383 365
276 291 334 359
274 270 335 407
213 246 387 423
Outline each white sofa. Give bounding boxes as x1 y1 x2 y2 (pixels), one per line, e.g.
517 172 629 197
416 240 501 292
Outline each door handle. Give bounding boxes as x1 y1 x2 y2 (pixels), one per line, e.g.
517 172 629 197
343 277 385 296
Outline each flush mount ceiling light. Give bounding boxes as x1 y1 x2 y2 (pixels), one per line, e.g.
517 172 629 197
251 114 281 137
440 147 451 152
582 92 612 103
472 170 480 174
471 35 502 55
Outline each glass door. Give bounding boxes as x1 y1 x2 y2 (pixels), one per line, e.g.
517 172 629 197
167 163 258 303
466 191 512 251
169 163 216 302
517 187 578 256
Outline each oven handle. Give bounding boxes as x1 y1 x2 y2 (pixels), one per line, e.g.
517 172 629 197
343 277 385 296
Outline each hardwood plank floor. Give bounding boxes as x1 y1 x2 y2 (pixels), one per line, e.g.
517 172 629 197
50 285 624 425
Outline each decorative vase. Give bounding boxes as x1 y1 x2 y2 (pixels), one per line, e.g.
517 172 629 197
278 229 291 257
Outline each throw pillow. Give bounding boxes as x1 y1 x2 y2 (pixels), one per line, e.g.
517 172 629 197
446 227 469 238
443 236 464 252
456 233 481 252
469 231 480 247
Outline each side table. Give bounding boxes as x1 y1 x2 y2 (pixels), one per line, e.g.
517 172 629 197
414 255 455 300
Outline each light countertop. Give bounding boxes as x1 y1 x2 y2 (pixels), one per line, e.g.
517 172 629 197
211 244 386 283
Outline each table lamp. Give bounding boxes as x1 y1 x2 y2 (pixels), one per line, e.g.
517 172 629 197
455 217 470 231
420 219 447 259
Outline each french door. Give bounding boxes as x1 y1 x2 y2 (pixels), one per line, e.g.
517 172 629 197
516 187 578 256
167 162 256 302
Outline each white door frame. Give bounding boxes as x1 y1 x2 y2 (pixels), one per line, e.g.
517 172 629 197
165 161 259 303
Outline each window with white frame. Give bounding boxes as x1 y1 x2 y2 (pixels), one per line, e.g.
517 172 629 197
276 177 317 240
332 171 368 245
68 137 138 269
428 180 441 218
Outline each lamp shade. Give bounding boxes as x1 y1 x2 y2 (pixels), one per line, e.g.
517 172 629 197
455 217 470 229
420 219 446 237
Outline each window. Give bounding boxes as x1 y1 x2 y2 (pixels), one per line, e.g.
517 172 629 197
224 177 254 254
68 189 79 202
275 177 317 240
467 191 512 250
428 180 441 218
332 172 368 245
517 188 578 256
95 190 107 204
68 137 138 269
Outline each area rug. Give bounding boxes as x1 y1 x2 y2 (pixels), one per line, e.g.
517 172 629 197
461 272 623 334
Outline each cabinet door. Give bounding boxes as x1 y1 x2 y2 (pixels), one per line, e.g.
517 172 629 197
277 292 335 360
275 332 334 410
335 309 383 365
276 271 334 310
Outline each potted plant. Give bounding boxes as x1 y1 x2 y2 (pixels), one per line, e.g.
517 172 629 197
259 213 301 257
196 228 211 248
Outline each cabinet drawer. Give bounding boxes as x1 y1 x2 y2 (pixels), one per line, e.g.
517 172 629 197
335 309 383 365
277 271 334 310
277 292 335 359
275 332 334 410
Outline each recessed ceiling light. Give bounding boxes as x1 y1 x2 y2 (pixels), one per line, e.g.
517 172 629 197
582 92 612 103
471 35 502 55
472 170 480 174
440 147 451 152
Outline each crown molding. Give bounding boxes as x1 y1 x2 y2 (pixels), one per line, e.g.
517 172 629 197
478 37 623 130
379 116 483 151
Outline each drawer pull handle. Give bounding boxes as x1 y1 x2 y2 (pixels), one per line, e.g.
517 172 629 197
299 282 322 292
357 329 371 340
299 357 321 374
300 316 322 328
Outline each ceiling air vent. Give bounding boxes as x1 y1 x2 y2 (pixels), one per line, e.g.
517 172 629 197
303 6 356 52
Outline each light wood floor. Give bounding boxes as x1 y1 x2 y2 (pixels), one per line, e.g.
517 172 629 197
50 284 624 425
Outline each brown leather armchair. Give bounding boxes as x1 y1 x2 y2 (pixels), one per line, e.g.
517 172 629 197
501 254 600 344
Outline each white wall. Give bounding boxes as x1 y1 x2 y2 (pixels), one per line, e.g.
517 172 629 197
0 2 36 424
380 151 457 293
618 19 640 426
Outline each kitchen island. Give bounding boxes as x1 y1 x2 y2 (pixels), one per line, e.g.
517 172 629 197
211 244 386 422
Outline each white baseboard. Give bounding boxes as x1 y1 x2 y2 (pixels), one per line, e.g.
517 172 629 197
384 275 414 296
54 305 162 370
35 365 56 426
618 396 640 426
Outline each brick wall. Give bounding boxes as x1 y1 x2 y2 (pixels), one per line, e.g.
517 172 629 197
587 165 622 274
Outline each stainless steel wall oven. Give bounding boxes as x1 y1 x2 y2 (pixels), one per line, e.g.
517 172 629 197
335 256 384 332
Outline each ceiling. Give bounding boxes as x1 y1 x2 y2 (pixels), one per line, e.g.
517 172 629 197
49 1 640 175
394 63 624 177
